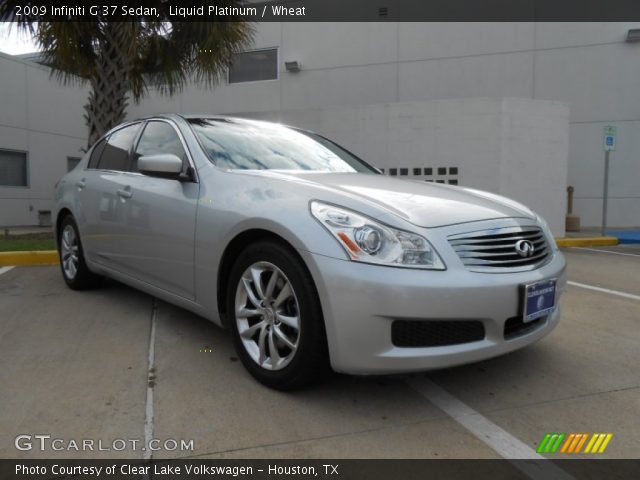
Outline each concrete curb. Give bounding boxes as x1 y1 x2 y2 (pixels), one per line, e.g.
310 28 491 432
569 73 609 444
555 236 619 248
607 230 640 244
0 250 59 266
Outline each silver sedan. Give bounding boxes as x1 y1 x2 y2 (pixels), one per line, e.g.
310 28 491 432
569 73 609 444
54 114 566 389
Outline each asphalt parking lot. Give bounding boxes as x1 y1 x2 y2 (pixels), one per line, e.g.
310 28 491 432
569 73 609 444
1 246 638 460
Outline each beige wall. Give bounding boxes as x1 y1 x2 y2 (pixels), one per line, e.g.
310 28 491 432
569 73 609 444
2 22 638 228
237 98 570 236
129 22 640 228
0 52 87 226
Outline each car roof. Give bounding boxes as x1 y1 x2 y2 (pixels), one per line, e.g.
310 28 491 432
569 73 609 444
135 113 315 135
137 113 266 123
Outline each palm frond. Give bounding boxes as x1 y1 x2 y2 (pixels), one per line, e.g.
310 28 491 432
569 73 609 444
1 0 255 142
132 21 254 101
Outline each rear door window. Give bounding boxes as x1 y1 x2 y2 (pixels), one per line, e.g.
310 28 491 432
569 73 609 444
97 123 140 171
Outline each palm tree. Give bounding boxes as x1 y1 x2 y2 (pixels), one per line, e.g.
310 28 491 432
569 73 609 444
1 5 254 147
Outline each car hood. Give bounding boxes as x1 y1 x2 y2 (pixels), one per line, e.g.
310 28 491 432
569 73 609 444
238 171 536 228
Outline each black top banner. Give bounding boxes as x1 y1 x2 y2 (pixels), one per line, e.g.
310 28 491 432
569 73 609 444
3 0 640 22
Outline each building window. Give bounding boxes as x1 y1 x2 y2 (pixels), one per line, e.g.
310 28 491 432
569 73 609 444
229 48 278 84
67 156 81 172
0 149 28 187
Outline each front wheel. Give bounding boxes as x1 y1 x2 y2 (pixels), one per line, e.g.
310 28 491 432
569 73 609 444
227 241 330 390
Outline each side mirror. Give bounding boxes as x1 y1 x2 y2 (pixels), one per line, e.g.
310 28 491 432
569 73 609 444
138 154 183 175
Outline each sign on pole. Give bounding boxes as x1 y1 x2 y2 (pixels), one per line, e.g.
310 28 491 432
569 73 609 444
604 126 617 152
601 126 616 236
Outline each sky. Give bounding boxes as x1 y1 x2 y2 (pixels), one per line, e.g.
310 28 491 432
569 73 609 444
0 22 40 55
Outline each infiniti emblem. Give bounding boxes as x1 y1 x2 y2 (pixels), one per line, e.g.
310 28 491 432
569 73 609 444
514 239 535 258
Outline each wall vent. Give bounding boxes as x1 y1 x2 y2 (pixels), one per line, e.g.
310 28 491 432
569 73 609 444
385 165 461 185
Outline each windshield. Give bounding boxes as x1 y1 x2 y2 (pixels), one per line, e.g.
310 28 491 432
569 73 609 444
188 118 378 173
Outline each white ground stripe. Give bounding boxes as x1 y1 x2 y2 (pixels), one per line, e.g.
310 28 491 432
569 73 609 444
0 266 15 276
572 247 640 258
406 377 574 480
568 281 640 302
143 298 158 462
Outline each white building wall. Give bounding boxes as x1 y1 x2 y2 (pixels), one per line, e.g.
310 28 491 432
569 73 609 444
1 22 638 228
237 98 569 236
131 22 640 228
533 24 640 228
0 52 87 226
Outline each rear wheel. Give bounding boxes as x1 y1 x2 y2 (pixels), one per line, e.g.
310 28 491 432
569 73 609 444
227 241 330 390
58 216 102 290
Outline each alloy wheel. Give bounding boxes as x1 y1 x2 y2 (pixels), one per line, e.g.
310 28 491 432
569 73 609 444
234 261 301 371
60 224 79 280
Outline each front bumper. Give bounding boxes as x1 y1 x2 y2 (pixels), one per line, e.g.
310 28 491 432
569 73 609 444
299 248 567 375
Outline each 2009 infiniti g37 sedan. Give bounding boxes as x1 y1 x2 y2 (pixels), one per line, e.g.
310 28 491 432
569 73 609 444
54 114 566 389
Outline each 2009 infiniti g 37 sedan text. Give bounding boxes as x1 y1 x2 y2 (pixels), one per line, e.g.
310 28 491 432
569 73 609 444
54 114 566 389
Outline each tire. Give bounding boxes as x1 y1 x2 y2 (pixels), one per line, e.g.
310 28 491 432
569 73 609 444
227 240 330 390
58 215 102 290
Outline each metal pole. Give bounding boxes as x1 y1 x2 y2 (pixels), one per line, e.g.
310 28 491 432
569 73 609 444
601 150 610 236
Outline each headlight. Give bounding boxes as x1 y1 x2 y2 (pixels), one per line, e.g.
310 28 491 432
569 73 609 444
535 213 558 252
310 201 446 270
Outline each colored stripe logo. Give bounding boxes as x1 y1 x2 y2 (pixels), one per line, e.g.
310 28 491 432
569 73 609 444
537 433 613 454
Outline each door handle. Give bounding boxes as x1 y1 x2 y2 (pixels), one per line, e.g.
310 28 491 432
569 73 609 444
117 188 133 199
75 179 86 190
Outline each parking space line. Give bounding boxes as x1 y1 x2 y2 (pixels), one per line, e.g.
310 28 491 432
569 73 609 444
571 247 640 258
567 281 640 302
143 298 158 461
406 377 574 480
0 266 15 276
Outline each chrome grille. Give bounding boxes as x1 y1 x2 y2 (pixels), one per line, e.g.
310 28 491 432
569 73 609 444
448 226 550 272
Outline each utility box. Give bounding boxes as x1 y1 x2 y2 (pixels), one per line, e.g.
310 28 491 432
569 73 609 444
38 210 52 227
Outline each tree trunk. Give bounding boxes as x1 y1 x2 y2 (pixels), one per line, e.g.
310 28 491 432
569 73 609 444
84 23 131 148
